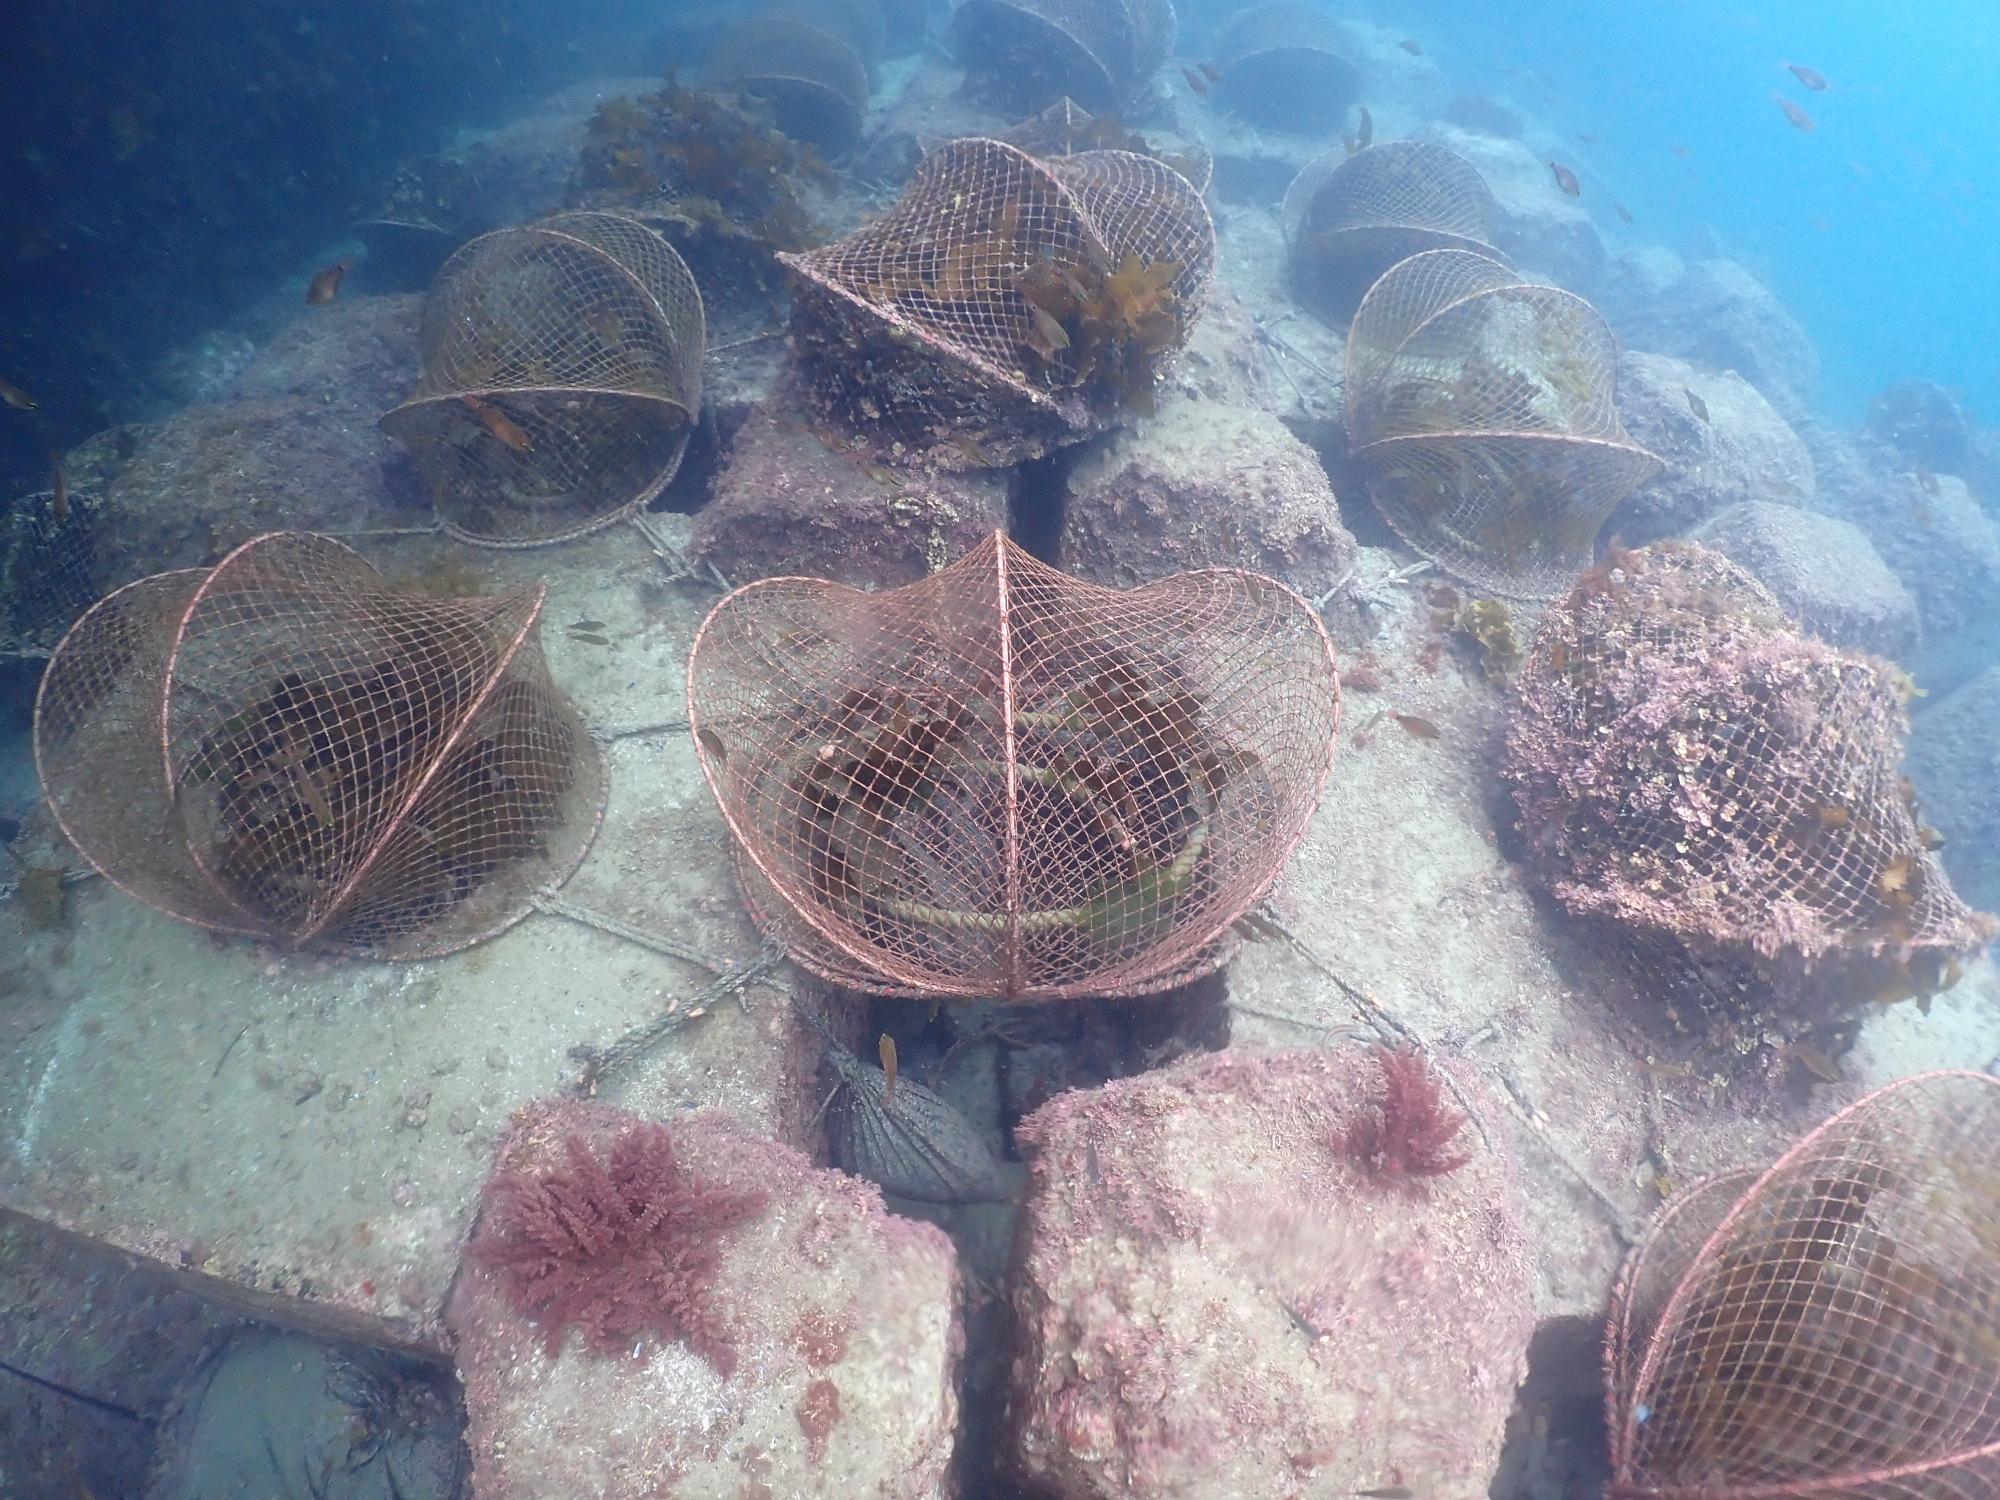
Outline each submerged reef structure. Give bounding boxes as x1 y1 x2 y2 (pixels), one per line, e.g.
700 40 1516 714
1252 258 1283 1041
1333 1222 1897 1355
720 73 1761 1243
1210 0 1362 135
705 8 874 155
950 0 1177 115
781 137 1215 469
685 532 1339 1000
1608 1070 2000 1499
380 211 705 548
33 531 605 958
1284 140 1503 324
1506 542 1995 1023
1343 248 1663 597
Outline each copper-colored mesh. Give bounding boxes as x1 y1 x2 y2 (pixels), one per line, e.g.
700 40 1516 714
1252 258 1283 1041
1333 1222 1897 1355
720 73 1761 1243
1608 1071 2000 1498
379 211 705 549
781 138 1214 464
1507 542 1997 973
1284 141 1504 321
33 532 606 959
990 98 1214 196
952 0 1177 112
2 488 102 660
686 532 1339 1000
1343 248 1663 597
706 16 871 151
1211 1 1360 134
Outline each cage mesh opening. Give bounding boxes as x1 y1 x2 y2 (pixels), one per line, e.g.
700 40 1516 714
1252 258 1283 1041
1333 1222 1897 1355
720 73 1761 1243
1212 1 1362 134
951 0 1177 113
706 14 872 151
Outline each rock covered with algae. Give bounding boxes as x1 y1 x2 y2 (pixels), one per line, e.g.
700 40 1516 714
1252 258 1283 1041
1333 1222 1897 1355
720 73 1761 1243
1002 1046 1532 1500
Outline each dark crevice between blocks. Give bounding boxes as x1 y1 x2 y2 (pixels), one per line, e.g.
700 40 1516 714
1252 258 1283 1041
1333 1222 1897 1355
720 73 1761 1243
1488 1313 1614 1500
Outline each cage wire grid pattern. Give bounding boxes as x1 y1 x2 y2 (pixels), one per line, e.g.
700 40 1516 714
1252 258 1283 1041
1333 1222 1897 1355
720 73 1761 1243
685 532 1339 1000
1 486 102 660
781 138 1214 457
951 0 1177 110
1211 0 1361 132
380 211 705 549
764 0 887 72
1506 542 1996 971
1343 247 1662 598
34 532 606 959
988 98 1216 197
1606 1070 2000 1499
706 14 872 149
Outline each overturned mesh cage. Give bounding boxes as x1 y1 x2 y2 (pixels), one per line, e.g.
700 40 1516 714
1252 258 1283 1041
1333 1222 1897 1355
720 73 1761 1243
686 532 1339 1000
1608 1070 2000 1499
990 97 1214 196
781 137 1215 467
951 0 1177 114
765 0 886 74
379 211 705 549
1212 0 1361 134
1284 140 1503 322
33 532 605 959
1344 248 1662 597
2 488 102 661
1506 542 1996 983
706 13 872 152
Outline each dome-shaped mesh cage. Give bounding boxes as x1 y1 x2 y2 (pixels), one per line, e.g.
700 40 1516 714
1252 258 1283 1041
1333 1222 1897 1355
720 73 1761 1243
706 14 872 153
1343 248 1663 597
379 212 705 549
1283 140 1504 322
1211 1 1361 134
1607 1070 2000 1499
33 532 606 960
1506 542 1996 983
877 0 932 55
951 0 1177 114
990 97 1214 196
781 137 1215 468
766 0 887 74
686 531 1339 1000
2 487 102 661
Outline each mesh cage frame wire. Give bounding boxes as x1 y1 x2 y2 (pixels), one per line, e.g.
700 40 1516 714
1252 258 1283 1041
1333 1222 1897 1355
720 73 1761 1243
1210 0 1362 133
380 211 706 550
705 14 872 150
765 0 888 72
1343 246 1663 598
685 531 1339 1001
1 486 102 660
1282 140 1503 256
1605 1070 2000 1499
33 531 608 960
950 0 1178 111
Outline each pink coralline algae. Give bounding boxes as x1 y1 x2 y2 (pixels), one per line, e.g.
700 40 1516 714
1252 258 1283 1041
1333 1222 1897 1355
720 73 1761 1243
1341 1046 1471 1187
468 1119 768 1373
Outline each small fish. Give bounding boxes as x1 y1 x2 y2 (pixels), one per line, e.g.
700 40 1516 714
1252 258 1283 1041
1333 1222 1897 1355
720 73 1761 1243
1818 806 1850 829
1355 105 1373 151
461 394 533 452
1787 63 1829 92
1773 94 1816 132
1197 61 1222 82
305 258 351 305
1913 464 1940 496
1577 131 1598 144
567 619 607 632
570 631 611 646
0 375 40 411
1026 304 1071 358
1392 713 1441 740
879 1033 898 1110
1549 161 1581 196
1399 38 1423 56
695 726 727 766
1614 202 1634 224
1918 825 1946 851
1790 1044 1843 1084
49 450 68 523
864 463 905 488
1684 388 1710 423
1181 65 1208 97
950 433 992 466
1670 143 1692 158
1355 1489 1416 1499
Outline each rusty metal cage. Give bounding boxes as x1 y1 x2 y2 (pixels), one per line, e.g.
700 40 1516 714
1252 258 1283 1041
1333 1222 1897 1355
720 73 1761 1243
951 0 1177 114
1284 140 1504 322
781 137 1215 467
1343 247 1662 597
686 532 1339 1000
1212 1 1361 134
1608 1070 2000 1499
379 211 705 549
33 532 605 959
2 488 102 661
706 13 872 152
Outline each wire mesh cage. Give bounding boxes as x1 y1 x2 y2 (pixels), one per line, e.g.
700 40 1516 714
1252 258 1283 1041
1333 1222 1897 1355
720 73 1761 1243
686 531 1339 1000
1211 0 1362 134
1607 1070 2000 1499
1507 541 1996 985
2 488 102 661
1343 247 1663 597
379 211 705 549
765 0 887 75
1284 141 1504 323
706 13 872 153
781 137 1215 467
989 97 1214 196
33 532 606 959
951 0 1177 114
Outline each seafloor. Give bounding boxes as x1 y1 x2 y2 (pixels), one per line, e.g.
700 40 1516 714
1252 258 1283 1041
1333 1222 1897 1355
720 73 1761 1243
2 13 1997 1500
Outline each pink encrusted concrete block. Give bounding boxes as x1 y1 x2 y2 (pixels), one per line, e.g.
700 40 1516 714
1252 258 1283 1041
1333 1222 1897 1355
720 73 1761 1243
449 1098 963 1499
1004 1047 1534 1500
